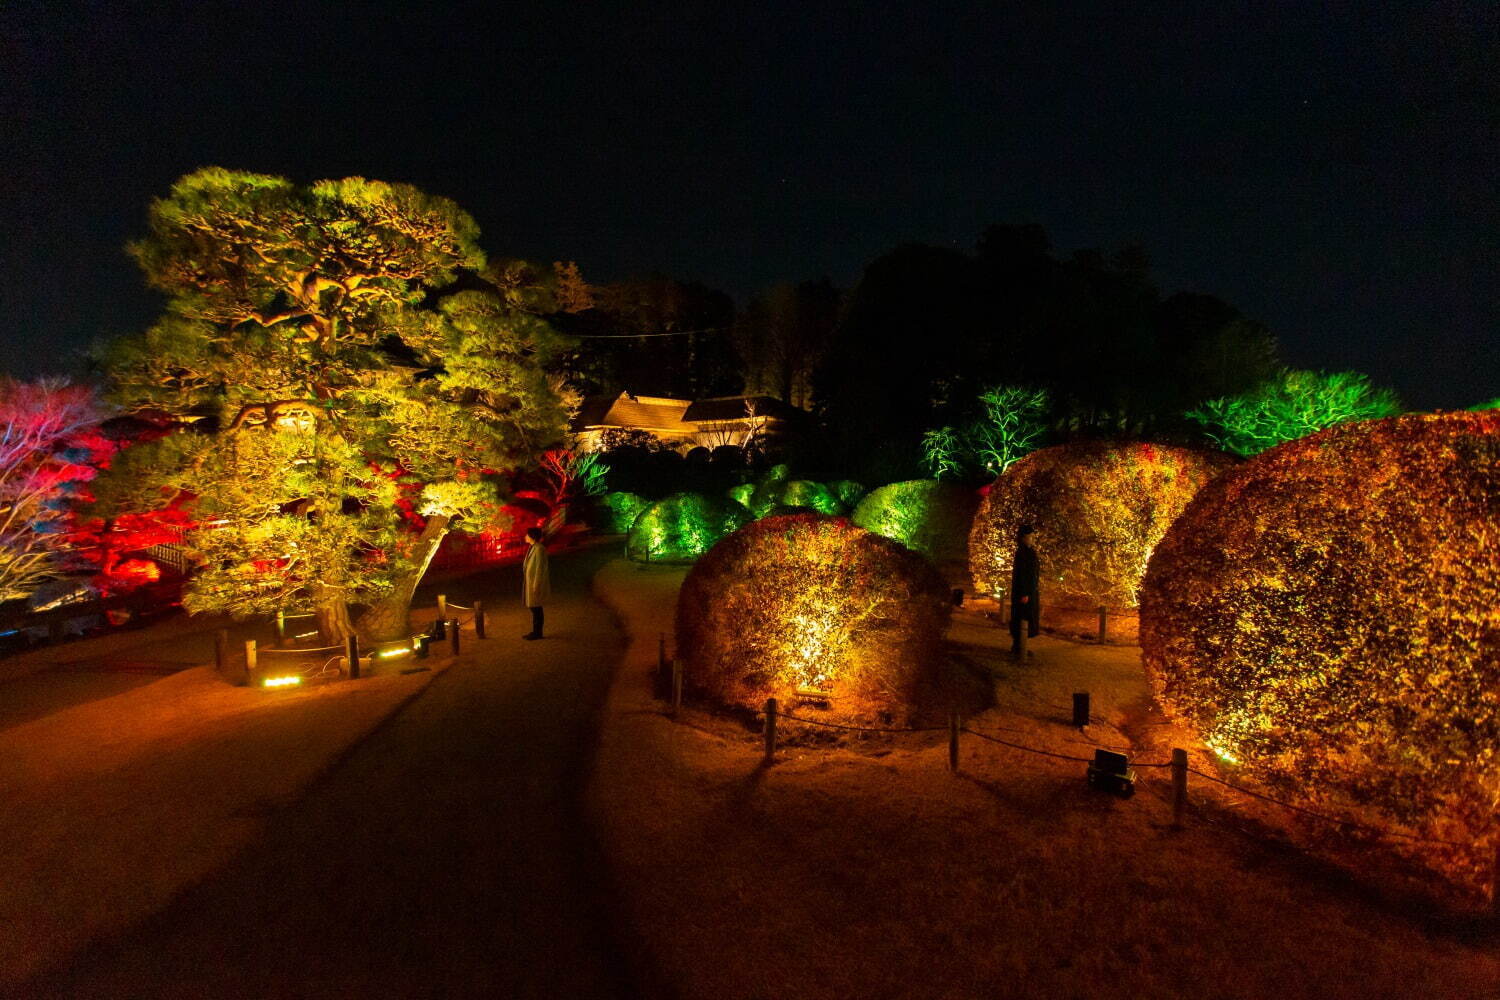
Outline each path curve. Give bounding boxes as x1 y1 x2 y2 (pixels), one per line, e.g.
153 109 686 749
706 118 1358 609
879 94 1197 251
25 545 649 999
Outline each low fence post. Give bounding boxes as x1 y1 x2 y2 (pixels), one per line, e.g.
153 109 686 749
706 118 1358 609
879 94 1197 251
949 711 960 772
275 610 288 647
437 594 448 621
671 658 683 717
1015 623 1028 661
763 697 778 764
474 600 486 639
1171 748 1188 829
346 634 360 680
449 618 461 656
1072 691 1090 728
1492 826 1500 918
244 639 258 687
1097 605 1108 643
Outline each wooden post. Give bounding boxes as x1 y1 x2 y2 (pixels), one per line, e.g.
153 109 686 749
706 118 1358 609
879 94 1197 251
1492 830 1500 918
763 697 778 763
214 628 229 677
346 634 360 679
437 594 448 621
1072 691 1090 728
1171 748 1188 829
449 618 460 656
671 658 683 717
473 600 486 639
1015 623 1028 661
275 610 287 647
1097 605 1108 643
244 639 258 686
948 711 960 772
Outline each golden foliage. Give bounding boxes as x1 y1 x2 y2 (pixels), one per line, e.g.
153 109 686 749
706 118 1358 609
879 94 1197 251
1141 411 1500 899
969 442 1232 610
676 515 951 718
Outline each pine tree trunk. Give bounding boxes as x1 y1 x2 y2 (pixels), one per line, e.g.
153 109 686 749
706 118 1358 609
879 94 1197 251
313 583 355 645
357 514 451 642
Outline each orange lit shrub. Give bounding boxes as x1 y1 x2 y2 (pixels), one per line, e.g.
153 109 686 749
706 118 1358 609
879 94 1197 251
969 442 1232 610
676 514 951 718
1141 411 1500 899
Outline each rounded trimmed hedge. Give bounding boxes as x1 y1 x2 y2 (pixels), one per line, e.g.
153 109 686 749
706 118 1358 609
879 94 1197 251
598 491 650 534
1141 411 1500 895
676 514 952 717
828 480 867 509
969 442 1233 610
852 479 978 565
626 493 752 564
779 479 842 515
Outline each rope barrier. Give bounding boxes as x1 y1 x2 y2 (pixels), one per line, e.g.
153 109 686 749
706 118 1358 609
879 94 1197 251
960 727 1097 763
444 602 473 612
776 711 947 735
259 643 344 655
1184 766 1471 848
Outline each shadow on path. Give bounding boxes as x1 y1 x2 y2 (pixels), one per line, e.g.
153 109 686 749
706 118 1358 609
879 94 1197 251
26 545 651 999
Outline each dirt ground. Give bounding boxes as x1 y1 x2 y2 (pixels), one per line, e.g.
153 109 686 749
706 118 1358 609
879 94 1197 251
588 559 1500 1000
0 606 459 990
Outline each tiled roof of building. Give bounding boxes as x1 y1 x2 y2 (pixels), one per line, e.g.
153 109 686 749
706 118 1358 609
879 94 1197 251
574 393 696 435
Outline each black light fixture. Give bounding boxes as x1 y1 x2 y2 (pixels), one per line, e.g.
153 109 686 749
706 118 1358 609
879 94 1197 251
1086 749 1136 797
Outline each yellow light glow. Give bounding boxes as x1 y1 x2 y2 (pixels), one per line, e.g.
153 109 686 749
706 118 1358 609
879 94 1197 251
262 675 302 688
1205 739 1240 765
377 647 412 659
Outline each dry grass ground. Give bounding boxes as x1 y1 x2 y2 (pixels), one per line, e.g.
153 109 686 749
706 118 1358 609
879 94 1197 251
589 559 1500 1000
0 602 463 989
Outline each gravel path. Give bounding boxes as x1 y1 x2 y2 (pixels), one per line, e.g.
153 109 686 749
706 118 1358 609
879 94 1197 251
27 544 646 999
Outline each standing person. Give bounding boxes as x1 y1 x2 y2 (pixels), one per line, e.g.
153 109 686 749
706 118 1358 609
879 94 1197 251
521 526 550 640
1010 523 1040 655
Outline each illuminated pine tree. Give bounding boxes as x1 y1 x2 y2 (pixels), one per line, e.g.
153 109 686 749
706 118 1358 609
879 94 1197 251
95 169 568 642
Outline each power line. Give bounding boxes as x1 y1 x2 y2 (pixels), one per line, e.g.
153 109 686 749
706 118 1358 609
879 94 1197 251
567 325 730 340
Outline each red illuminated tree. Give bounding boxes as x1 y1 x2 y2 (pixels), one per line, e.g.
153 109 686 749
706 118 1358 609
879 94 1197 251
0 379 104 601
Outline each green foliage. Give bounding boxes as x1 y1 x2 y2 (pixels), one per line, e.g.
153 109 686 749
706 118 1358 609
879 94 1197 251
599 491 649 534
97 168 568 638
852 480 979 565
1469 398 1500 411
1186 370 1401 457
827 480 867 509
922 385 1049 481
725 482 754 508
626 493 751 563
779 480 841 515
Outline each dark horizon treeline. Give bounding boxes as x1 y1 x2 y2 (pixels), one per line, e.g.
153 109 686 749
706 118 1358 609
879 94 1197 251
557 222 1283 480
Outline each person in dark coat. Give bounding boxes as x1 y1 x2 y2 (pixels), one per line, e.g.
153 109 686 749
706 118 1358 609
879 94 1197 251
1010 523 1040 653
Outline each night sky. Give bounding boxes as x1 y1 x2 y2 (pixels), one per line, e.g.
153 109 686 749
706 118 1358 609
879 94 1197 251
2 1 1495 409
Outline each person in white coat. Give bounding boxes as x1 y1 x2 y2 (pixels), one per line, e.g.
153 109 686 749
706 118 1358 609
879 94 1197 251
521 526 550 640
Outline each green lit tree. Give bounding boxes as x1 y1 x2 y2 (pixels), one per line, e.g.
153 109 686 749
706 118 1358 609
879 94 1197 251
922 385 1050 481
1186 370 1401 457
95 169 569 642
